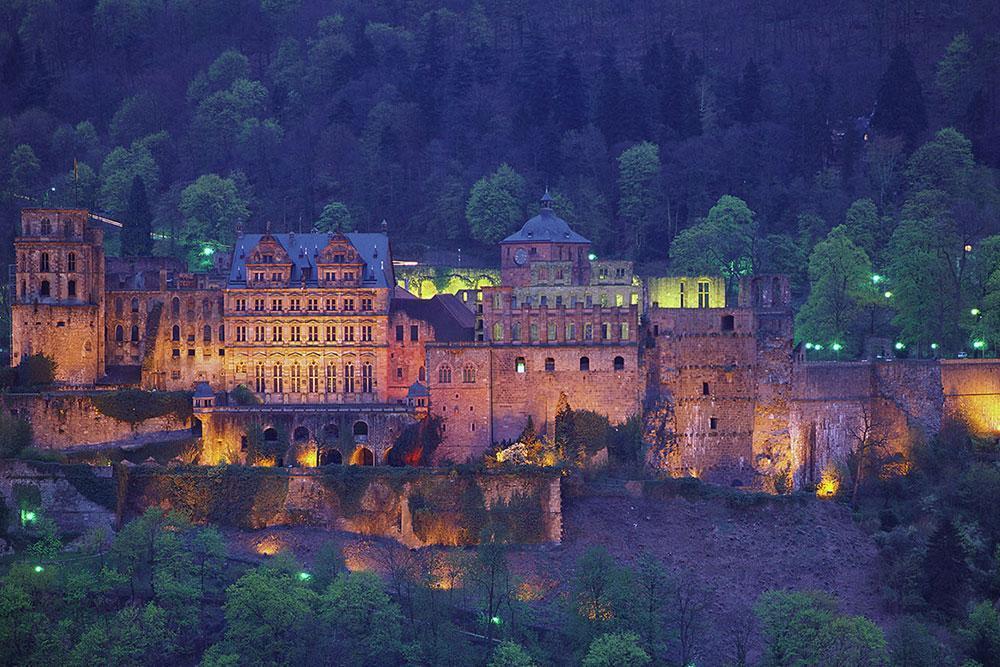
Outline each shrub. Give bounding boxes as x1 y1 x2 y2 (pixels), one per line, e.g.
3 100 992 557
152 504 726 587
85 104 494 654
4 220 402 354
230 384 259 406
91 390 192 423
0 410 31 457
15 354 56 389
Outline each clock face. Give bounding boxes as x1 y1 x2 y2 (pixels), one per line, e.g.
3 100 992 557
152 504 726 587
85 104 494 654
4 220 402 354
513 248 528 265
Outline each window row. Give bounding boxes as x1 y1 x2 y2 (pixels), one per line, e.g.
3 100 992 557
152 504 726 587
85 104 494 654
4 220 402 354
512 355 626 373
247 362 375 394
31 251 76 273
492 321 630 342
436 364 477 384
232 296 373 313
171 325 225 343
677 281 712 309
232 324 374 343
492 292 638 310
169 297 224 319
32 278 77 299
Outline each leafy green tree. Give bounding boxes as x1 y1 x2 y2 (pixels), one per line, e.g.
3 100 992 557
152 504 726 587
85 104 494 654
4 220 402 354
633 552 670 660
817 615 889 666
582 632 650 667
570 547 636 650
178 173 249 268
795 226 873 353
109 93 165 146
872 44 927 148
960 601 1000 667
16 353 56 387
70 602 175 667
890 616 952 667
215 566 319 666
466 164 525 245
488 641 536 667
315 201 356 233
319 571 402 666
617 141 661 259
754 590 836 667
843 198 885 266
94 0 164 52
8 144 41 195
190 79 268 168
935 33 976 122
187 49 251 104
906 127 975 197
305 15 354 96
99 139 159 216
122 175 153 256
0 409 32 457
669 195 756 296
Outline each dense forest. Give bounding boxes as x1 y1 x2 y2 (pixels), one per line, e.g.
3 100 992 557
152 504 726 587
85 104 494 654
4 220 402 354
1 0 999 355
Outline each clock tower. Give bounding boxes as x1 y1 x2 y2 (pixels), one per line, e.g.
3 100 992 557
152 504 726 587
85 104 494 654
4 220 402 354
499 191 592 287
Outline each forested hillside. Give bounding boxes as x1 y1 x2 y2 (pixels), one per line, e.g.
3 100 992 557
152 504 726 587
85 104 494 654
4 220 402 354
1 0 999 356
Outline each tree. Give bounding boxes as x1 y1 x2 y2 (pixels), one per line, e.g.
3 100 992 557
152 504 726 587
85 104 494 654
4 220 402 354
816 615 889 666
934 33 976 123
122 176 153 256
553 51 587 132
843 198 884 267
617 142 661 259
890 616 952 667
94 0 165 52
754 590 836 667
488 641 536 667
99 139 160 217
669 195 756 296
960 601 1000 667
8 144 41 196
735 59 763 123
0 409 31 457
872 45 927 148
70 602 175 667
633 553 669 660
319 571 402 666
582 633 650 667
594 49 627 145
178 173 249 269
570 547 635 648
794 226 873 354
466 164 525 245
314 201 356 233
16 353 56 388
923 519 969 614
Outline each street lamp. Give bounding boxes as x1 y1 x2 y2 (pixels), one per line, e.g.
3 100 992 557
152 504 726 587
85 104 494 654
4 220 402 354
883 291 892 299
971 308 981 316
894 341 905 351
871 274 882 284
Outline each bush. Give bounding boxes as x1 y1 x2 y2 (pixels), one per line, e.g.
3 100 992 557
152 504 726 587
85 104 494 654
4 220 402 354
0 410 31 457
14 354 56 389
230 384 259 406
91 390 192 423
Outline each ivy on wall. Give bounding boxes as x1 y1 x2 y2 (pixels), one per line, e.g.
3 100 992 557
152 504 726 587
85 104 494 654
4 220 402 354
91 390 193 424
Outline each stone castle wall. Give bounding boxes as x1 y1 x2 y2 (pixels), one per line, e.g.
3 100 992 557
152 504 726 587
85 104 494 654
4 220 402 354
117 465 562 547
4 393 192 450
940 360 1000 437
0 460 116 534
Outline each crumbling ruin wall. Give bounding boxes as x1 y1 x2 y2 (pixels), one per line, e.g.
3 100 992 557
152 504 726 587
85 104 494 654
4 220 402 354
4 393 192 450
0 459 116 534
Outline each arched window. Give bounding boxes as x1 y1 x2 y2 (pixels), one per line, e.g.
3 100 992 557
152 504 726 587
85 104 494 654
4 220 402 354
462 365 476 383
438 364 452 384
131 325 140 342
511 322 521 341
579 356 590 371
40 280 50 297
171 297 180 317
67 253 76 272
323 422 340 442
272 363 283 393
202 298 211 317
203 325 212 342
492 322 503 340
131 298 139 313
63 221 72 237
308 362 319 393
418 366 426 382
613 355 625 371
40 218 51 235
544 357 555 372
67 280 76 297
293 426 310 443
361 362 373 393
353 421 369 437
39 253 50 272
115 325 124 342
263 427 278 442
171 325 180 341
290 362 301 393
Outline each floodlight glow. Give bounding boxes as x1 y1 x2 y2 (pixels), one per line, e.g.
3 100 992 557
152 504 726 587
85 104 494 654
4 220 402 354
894 341 905 350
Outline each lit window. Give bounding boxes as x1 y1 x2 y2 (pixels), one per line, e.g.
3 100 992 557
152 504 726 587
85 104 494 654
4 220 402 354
515 357 526 373
698 281 710 308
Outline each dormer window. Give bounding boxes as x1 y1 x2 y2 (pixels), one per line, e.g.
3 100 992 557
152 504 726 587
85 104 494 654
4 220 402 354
334 254 345 263
262 254 274 263
325 271 336 281
40 219 51 235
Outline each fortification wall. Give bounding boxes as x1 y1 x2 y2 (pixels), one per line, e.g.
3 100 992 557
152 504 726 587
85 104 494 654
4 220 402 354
941 360 1000 437
116 465 561 547
4 393 191 450
11 304 104 385
0 460 116 534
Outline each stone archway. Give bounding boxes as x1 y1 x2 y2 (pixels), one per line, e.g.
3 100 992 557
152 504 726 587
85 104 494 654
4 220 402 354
320 449 343 466
350 446 374 466
293 426 310 443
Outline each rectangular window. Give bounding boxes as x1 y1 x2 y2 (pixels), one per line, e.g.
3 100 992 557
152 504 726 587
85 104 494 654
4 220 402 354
709 417 718 430
615 294 624 307
344 364 355 393
410 325 418 341
254 325 265 342
361 297 373 311
493 294 503 309
566 323 576 341
308 325 318 342
679 282 686 308
272 326 283 342
326 325 336 342
325 271 336 282
290 298 301 311
344 326 355 342
235 298 246 312
601 323 610 340
271 299 283 311
547 323 557 341
307 298 318 311
236 326 247 342
361 325 372 342
584 323 593 340
254 299 265 311
530 324 539 342
620 323 629 340
291 325 301 342
325 298 336 311
326 365 336 393
253 272 265 282
395 325 404 341
698 281 710 308
343 298 355 311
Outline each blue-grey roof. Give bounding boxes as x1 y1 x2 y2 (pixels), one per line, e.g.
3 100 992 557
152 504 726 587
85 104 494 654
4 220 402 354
407 381 430 398
228 232 394 288
193 381 214 398
501 209 590 244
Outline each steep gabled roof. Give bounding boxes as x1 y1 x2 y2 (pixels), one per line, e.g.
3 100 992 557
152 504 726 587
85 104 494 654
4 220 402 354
391 294 476 342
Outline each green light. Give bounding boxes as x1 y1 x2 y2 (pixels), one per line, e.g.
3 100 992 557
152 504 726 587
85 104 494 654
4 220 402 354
894 341 905 350
930 343 939 350
814 344 824 351
297 571 312 581
587 253 597 261
831 343 843 352
883 291 892 299
202 246 215 256
973 340 986 350
490 615 502 625
971 308 981 316
871 274 882 284
21 510 36 523
805 342 813 350
33 565 44 573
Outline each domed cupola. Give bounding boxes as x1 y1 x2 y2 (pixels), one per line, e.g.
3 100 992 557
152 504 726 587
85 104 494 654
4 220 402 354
502 190 590 244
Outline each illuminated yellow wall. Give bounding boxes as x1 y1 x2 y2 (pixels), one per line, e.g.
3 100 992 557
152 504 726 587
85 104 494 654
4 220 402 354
395 267 501 298
646 276 726 308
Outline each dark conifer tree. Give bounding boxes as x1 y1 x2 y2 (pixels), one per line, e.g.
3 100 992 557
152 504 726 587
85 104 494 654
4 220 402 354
553 50 587 132
735 59 762 124
922 518 968 614
594 48 627 145
123 176 153 257
872 44 927 149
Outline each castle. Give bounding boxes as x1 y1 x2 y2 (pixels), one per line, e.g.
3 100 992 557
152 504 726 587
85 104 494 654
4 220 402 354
10 202 1000 490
